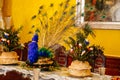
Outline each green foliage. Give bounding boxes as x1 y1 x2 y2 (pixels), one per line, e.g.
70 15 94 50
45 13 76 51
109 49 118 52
64 24 104 61
0 26 23 52
38 47 54 58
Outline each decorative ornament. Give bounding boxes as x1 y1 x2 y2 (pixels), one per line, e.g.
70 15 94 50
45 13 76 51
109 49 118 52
65 24 104 62
4 32 9 38
78 43 82 48
1 38 6 41
85 39 89 45
81 50 86 56
89 47 93 51
28 33 39 64
0 26 23 52
38 47 53 58
7 40 10 45
70 48 74 53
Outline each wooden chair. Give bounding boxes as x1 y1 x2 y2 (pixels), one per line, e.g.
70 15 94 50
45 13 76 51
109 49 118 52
50 44 67 67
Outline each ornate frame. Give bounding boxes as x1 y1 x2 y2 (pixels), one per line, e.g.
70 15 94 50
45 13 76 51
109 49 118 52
76 0 120 29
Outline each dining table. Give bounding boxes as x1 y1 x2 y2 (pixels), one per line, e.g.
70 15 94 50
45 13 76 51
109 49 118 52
0 65 112 80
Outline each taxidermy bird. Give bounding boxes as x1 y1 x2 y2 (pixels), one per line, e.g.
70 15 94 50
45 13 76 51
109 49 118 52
28 33 39 64
38 47 53 58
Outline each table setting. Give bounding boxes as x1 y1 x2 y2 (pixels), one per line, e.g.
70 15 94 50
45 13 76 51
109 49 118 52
0 65 112 80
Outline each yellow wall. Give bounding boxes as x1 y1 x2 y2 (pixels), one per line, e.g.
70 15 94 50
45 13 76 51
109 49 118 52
89 29 120 57
11 0 71 43
4 0 120 57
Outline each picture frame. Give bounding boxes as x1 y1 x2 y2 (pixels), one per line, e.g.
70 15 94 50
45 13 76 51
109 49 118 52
76 0 120 29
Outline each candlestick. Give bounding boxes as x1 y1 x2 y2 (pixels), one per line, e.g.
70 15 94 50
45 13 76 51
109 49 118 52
99 67 106 75
33 68 40 80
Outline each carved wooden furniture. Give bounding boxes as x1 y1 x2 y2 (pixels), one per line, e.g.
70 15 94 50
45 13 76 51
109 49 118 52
105 56 120 76
14 42 29 61
93 53 106 73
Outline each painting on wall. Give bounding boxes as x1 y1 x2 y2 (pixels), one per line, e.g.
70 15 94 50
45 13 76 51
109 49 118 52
85 0 120 22
76 0 120 29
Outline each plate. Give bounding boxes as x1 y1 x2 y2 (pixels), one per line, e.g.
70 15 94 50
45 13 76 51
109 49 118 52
69 73 92 78
0 63 18 65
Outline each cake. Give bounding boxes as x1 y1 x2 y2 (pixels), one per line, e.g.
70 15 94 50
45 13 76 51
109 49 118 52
0 51 19 64
68 60 92 77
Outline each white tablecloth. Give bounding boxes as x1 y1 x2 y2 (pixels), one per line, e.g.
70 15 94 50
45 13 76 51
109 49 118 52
0 65 112 80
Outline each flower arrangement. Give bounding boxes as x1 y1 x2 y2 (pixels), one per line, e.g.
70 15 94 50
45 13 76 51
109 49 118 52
64 23 104 63
27 33 56 71
26 0 82 69
28 0 81 48
0 26 23 52
26 0 104 70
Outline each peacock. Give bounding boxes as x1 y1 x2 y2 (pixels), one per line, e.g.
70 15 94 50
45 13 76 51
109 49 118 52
28 33 39 64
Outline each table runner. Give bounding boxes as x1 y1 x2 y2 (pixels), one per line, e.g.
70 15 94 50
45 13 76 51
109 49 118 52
0 65 112 80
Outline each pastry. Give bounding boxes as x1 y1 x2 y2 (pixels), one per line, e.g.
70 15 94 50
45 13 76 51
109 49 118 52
68 60 92 77
0 51 19 64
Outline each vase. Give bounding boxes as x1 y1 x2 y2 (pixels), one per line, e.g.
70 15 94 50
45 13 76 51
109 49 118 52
68 60 92 77
33 68 40 80
0 51 19 64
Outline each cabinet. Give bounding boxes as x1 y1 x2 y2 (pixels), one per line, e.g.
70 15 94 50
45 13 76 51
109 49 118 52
105 56 120 76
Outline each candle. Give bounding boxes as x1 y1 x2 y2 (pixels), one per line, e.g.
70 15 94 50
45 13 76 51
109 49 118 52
33 68 40 80
99 67 106 75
